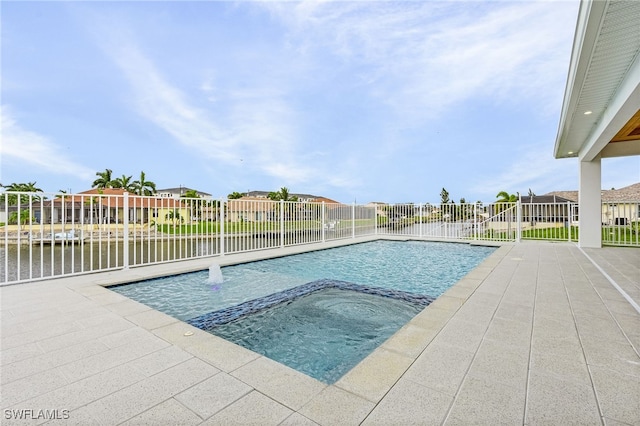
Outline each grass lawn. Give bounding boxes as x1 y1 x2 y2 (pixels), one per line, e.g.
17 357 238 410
521 226 579 241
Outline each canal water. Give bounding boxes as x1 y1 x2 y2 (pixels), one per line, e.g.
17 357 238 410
0 231 329 284
2 226 469 284
1 237 263 284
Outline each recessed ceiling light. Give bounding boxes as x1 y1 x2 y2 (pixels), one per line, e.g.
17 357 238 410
568 151 574 154
584 111 592 115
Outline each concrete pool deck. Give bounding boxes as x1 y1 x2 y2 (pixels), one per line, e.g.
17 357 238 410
1 239 638 425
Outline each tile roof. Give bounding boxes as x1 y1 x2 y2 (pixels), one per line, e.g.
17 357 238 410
544 182 640 202
79 188 132 196
520 195 575 204
156 187 212 197
601 182 640 202
243 191 338 203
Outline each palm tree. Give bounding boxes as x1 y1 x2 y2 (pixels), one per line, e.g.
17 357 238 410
1 183 41 231
180 190 203 222
82 188 105 224
8 209 34 225
1 181 43 193
0 182 43 205
133 171 156 196
165 209 183 226
495 191 518 203
111 174 135 192
20 182 43 193
181 189 200 198
92 169 113 189
268 187 299 220
268 187 298 202
495 191 518 227
228 192 245 199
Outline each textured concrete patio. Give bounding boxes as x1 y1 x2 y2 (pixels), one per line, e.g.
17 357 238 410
1 240 638 425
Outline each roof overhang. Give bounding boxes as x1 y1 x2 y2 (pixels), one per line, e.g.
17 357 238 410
554 0 640 161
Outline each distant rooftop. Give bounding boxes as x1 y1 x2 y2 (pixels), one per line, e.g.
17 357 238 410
156 187 212 197
545 182 640 202
519 195 574 204
244 191 339 203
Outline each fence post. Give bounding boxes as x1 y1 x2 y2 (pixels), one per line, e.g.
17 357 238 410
123 192 130 269
280 199 285 248
219 198 225 256
516 200 522 243
474 204 478 241
321 201 326 243
419 203 423 238
374 204 378 235
444 204 448 238
352 203 356 238
567 201 572 243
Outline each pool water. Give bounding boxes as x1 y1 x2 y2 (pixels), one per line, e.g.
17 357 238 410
209 287 424 383
110 240 495 383
112 240 495 321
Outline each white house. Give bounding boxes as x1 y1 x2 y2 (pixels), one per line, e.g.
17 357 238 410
156 187 212 199
554 0 640 247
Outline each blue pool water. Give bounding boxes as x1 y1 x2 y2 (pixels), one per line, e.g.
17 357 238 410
209 287 424 383
112 240 495 321
111 240 495 383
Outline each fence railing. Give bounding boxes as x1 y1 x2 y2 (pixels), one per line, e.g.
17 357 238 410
1 192 638 285
601 201 640 246
376 202 520 242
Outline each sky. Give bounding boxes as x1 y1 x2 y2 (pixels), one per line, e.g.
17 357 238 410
2 0 639 204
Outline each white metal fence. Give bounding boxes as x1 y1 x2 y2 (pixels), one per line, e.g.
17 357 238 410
375 202 520 241
601 201 640 246
1 192 638 285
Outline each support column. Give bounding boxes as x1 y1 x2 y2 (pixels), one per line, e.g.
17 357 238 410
579 156 602 248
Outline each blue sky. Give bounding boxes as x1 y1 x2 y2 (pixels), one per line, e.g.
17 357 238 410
2 1 638 203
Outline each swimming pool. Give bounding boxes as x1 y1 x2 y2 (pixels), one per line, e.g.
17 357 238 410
207 286 425 383
112 240 495 321
111 240 496 382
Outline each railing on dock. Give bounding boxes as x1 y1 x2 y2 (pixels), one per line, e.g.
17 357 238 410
1 192 638 284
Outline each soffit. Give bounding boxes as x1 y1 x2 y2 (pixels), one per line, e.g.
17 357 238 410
610 108 640 142
554 0 640 159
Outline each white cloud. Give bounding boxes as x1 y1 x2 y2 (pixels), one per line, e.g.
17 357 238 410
470 142 578 198
0 106 95 181
475 154 640 199
254 1 580 200
261 1 576 120
66 1 581 201
602 157 640 190
101 37 314 184
200 71 218 103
